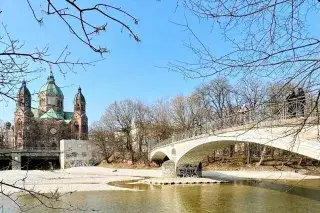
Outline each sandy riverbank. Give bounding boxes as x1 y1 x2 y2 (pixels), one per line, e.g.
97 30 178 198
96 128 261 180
0 167 319 193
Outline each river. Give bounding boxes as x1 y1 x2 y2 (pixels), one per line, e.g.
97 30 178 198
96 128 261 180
7 179 320 213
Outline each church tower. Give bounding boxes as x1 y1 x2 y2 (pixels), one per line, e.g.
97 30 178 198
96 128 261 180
72 87 88 140
14 80 34 148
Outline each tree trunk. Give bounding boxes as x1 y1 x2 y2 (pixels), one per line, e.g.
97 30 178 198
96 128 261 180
297 157 303 167
229 145 235 158
246 143 251 164
256 145 266 167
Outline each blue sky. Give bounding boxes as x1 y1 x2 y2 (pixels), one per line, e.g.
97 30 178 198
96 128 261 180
1 1 319 124
0 0 232 124
0 0 219 124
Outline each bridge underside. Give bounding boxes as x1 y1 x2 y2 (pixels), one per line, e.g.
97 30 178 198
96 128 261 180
151 151 169 164
21 156 60 170
0 150 61 170
151 140 320 167
176 140 237 166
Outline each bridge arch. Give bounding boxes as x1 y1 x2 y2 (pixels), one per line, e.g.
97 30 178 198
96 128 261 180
150 125 320 168
176 140 239 167
150 151 170 164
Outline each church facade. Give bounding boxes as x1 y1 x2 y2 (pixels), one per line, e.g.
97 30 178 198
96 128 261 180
14 72 88 149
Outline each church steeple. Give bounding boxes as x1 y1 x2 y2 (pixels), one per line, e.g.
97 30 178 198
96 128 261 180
14 80 33 149
72 86 88 140
17 80 31 110
74 86 86 113
47 71 55 83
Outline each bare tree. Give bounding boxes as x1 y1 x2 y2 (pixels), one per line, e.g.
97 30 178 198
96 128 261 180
236 76 267 110
134 101 152 157
171 93 208 133
196 77 234 120
89 121 118 163
235 77 267 164
170 0 320 122
171 95 194 132
174 0 320 84
102 100 137 162
149 99 174 142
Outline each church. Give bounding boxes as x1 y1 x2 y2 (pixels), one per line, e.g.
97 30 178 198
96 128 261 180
14 72 88 149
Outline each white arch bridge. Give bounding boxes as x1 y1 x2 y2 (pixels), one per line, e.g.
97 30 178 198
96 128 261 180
149 102 320 172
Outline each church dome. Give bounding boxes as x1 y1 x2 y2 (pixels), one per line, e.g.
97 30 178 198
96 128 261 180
74 87 86 103
39 71 63 97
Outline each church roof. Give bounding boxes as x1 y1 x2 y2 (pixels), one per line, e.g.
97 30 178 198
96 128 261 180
36 109 74 122
40 108 64 120
64 112 74 120
31 108 39 118
39 72 63 97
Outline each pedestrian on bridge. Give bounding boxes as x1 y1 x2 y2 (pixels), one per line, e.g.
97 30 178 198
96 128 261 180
286 89 296 118
297 88 306 117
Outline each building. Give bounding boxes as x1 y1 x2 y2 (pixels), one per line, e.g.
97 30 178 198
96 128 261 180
13 71 88 149
0 122 14 149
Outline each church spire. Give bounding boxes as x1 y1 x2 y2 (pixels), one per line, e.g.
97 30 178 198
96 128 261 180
17 79 31 109
48 71 55 83
74 86 86 113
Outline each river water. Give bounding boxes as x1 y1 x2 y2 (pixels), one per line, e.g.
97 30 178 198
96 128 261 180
7 179 320 213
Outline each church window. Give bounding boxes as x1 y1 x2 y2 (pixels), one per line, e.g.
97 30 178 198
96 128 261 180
82 123 87 133
17 119 22 132
51 143 57 150
74 122 79 131
47 97 56 106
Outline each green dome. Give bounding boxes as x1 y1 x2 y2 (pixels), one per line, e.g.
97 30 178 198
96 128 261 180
39 72 63 96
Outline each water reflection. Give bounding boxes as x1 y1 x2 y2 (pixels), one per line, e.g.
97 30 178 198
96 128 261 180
6 179 320 213
241 180 320 202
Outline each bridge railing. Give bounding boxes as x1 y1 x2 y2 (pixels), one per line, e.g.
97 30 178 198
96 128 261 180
22 147 59 151
9 147 60 151
151 99 319 150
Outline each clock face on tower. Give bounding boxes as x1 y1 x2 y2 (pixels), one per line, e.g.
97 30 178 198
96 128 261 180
50 128 57 135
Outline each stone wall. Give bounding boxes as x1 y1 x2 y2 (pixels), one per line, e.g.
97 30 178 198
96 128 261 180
176 163 202 178
60 140 101 169
161 160 176 178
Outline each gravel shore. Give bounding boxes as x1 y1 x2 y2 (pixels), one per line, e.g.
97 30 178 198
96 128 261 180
0 167 318 194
